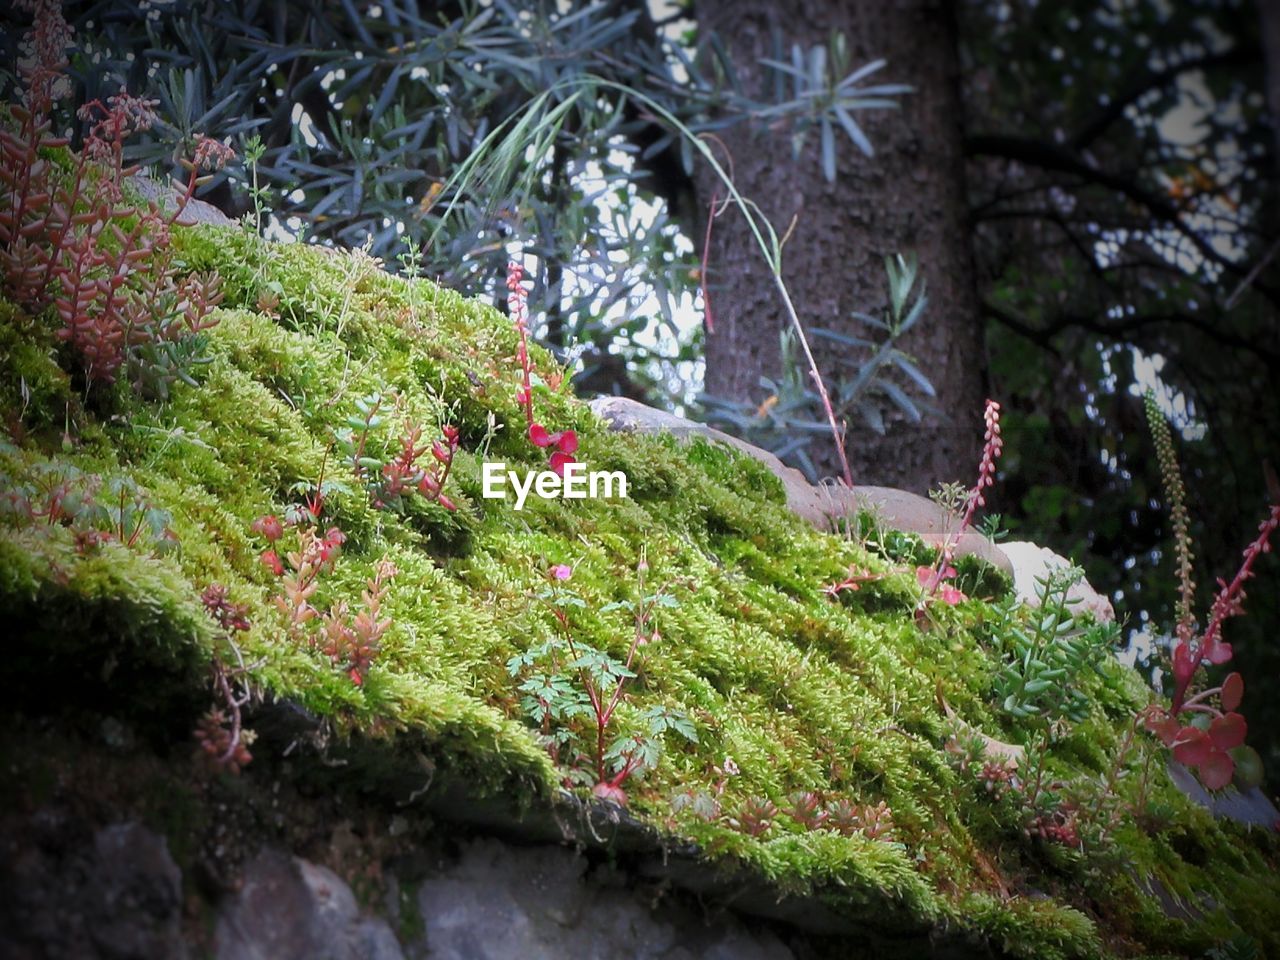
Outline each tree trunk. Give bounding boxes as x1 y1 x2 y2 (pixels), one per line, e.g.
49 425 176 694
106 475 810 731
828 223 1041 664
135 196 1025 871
693 0 984 494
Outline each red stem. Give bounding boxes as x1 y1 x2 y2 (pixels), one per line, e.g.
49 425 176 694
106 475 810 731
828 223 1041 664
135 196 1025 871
37 148 92 297
1171 504 1279 711
213 662 244 767
508 265 535 428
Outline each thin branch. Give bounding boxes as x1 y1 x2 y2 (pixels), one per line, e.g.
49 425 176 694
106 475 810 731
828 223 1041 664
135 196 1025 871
1223 235 1280 310
966 133 1280 307
982 301 1063 358
983 299 1280 365
1071 48 1255 150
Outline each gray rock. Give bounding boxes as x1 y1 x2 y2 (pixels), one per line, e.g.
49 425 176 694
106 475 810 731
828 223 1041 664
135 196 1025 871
1000 540 1115 622
589 396 1011 574
413 838 792 960
1166 761 1280 829
215 850 404 960
87 823 188 960
128 175 238 227
0 819 187 960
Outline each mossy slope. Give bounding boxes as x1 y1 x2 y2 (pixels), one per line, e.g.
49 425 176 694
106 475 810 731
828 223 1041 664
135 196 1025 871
1 226 1277 960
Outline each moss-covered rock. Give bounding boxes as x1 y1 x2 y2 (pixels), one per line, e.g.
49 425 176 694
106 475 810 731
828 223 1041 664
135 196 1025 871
2 223 1277 959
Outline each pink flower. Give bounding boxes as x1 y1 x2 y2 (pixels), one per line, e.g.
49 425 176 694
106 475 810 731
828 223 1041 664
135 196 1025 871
318 527 346 564
1201 635 1234 665
592 781 627 806
251 514 283 542
548 451 575 476
554 430 578 454
529 423 552 447
549 564 572 581
260 549 284 577
1172 713 1247 791
916 564 957 589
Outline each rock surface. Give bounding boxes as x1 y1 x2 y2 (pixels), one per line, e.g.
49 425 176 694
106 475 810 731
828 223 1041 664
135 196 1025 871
130 175 238 227
216 850 405 960
0 820 187 960
1000 540 1115 622
410 838 793 960
590 396 1011 573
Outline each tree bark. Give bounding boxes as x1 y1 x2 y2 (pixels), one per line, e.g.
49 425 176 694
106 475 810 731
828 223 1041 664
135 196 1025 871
693 0 984 494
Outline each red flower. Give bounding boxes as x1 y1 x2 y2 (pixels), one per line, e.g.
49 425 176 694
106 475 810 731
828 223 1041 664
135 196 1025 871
1201 635 1234 665
592 781 627 806
319 527 346 563
1171 712 1247 791
260 549 284 577
251 514 283 542
529 423 552 447
554 430 578 454
548 451 575 476
916 564 964 603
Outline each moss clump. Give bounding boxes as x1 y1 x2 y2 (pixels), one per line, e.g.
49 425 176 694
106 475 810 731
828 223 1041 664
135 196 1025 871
2 220 1277 959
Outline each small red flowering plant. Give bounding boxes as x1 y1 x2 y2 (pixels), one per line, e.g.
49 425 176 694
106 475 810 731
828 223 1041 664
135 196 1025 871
250 509 399 687
334 390 460 512
918 398 1003 609
506 261 578 476
823 565 885 599
0 2 230 397
505 557 696 806
825 399 1001 609
0 459 178 556
195 584 256 774
1139 392 1278 791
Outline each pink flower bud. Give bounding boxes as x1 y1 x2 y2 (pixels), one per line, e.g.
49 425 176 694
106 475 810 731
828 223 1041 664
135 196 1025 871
251 514 283 542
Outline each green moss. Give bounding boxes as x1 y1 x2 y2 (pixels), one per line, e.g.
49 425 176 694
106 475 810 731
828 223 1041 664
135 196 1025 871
2 221 1277 957
0 299 71 438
